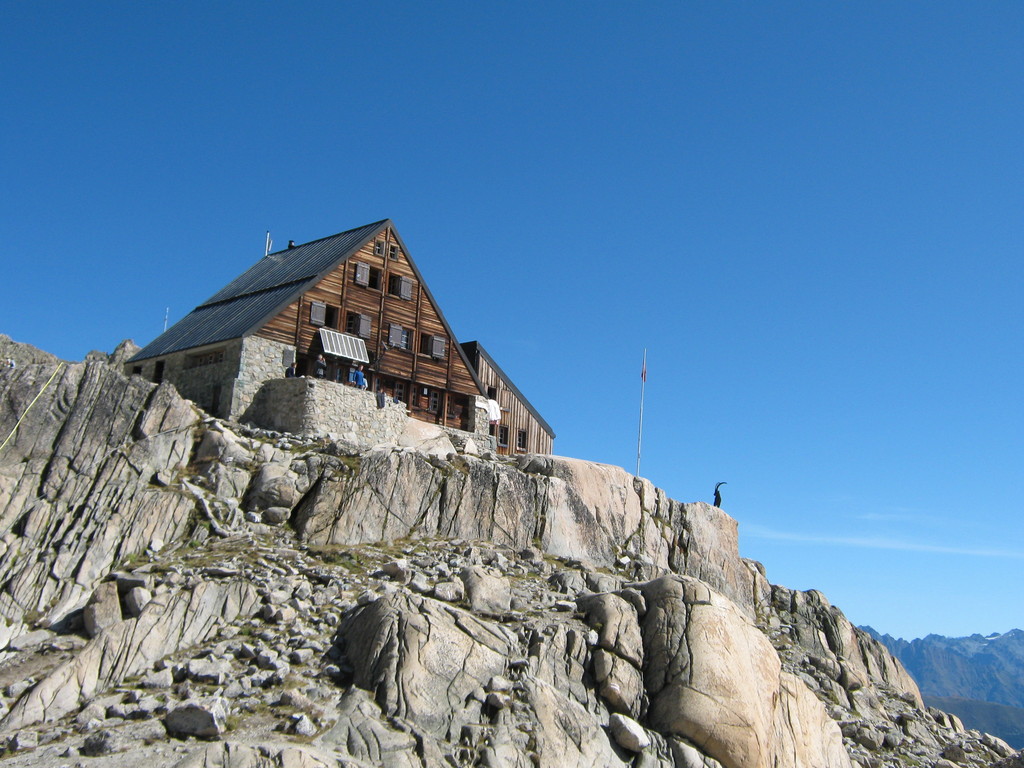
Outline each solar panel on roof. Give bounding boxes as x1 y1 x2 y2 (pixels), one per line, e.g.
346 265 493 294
318 329 369 363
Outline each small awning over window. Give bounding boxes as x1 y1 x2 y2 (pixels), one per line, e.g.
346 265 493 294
318 328 369 363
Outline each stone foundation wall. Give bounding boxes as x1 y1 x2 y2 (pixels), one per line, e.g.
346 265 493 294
450 396 497 451
241 377 408 445
130 336 498 451
126 340 243 418
231 336 295 418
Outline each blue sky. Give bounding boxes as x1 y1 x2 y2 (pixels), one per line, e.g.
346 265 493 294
2 2 1021 640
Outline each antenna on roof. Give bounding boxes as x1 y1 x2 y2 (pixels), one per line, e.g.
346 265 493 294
163 307 169 332
265 231 272 256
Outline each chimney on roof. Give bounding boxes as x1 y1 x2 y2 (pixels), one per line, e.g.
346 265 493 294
288 240 296 249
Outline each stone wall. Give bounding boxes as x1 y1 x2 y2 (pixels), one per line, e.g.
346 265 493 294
446 395 497 452
126 339 243 418
130 335 499 451
232 336 295 418
126 336 295 420
241 377 408 445
241 378 501 452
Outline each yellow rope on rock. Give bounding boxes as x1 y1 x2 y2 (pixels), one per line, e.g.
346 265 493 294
0 362 65 453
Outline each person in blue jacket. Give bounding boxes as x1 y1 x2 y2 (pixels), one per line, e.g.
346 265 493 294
350 364 367 390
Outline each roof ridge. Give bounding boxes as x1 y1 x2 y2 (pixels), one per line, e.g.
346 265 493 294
265 218 391 255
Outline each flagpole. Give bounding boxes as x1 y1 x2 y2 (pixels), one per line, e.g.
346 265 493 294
636 348 646 476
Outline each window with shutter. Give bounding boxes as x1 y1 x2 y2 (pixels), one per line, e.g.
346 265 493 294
374 240 384 256
389 274 414 300
310 301 327 326
354 262 370 286
431 336 446 359
388 324 403 347
346 312 372 338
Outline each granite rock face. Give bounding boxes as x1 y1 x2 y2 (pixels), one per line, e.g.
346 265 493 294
0 359 199 643
0 339 1019 768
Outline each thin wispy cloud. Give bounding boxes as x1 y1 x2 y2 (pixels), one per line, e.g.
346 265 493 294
854 511 927 523
743 524 1024 559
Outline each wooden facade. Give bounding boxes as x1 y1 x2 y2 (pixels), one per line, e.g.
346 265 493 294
461 341 554 456
255 225 482 431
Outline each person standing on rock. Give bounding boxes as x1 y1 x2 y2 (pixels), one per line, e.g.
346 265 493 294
313 354 327 379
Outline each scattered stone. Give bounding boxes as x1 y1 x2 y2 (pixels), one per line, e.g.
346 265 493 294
187 658 231 685
80 729 115 756
487 675 514 692
124 586 153 617
382 559 413 583
7 729 39 751
608 713 650 752
141 667 174 689
409 572 432 594
289 648 315 665
83 582 122 637
432 580 465 602
460 566 511 614
486 691 511 709
291 713 317 736
262 604 298 623
278 689 315 711
164 698 229 739
262 506 291 525
7 628 54 652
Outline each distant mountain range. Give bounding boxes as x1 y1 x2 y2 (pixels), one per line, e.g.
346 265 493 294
863 627 1024 748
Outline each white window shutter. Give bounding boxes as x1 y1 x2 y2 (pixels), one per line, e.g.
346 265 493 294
354 262 370 286
431 336 446 358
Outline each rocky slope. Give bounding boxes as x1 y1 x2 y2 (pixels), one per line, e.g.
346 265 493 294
925 698 1024 751
0 345 1021 767
865 628 1024 749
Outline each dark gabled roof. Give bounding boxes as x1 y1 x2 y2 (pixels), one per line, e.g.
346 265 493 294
131 221 488 399
461 341 555 438
131 220 389 361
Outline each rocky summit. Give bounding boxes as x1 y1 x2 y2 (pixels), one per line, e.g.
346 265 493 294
0 344 1022 768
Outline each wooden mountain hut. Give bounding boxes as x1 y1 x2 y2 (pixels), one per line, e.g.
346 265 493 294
127 219 554 452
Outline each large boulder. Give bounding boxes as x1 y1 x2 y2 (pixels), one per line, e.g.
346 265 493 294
335 592 514 741
640 575 852 768
82 581 122 637
397 418 456 459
